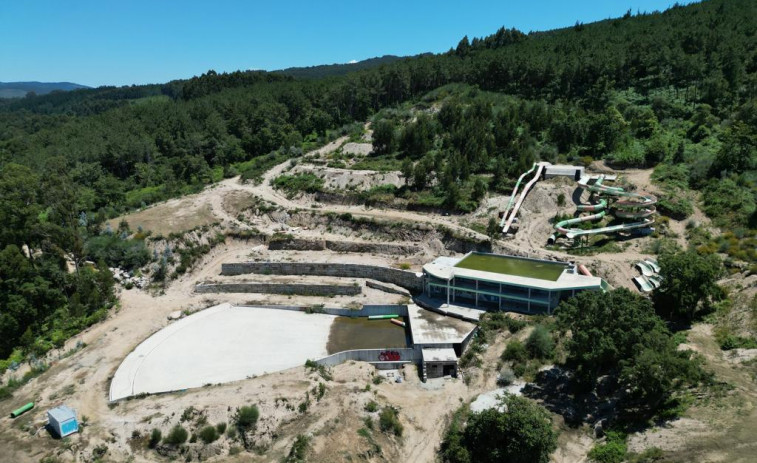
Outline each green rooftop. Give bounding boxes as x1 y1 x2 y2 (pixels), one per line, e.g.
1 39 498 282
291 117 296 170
455 253 567 281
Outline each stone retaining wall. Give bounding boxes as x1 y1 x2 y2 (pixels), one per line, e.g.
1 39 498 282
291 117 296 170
195 282 361 296
221 262 424 292
268 237 418 255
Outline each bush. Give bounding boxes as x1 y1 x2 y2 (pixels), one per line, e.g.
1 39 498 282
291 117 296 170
216 422 227 434
378 406 403 437
272 173 324 197
164 425 188 445
199 425 219 444
236 405 259 430
283 434 310 463
502 340 527 364
496 367 516 386
148 428 161 448
557 193 566 207
588 432 627 463
442 395 558 463
525 325 555 360
365 400 379 413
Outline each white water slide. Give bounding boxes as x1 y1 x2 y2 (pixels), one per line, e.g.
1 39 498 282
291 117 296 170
501 162 547 234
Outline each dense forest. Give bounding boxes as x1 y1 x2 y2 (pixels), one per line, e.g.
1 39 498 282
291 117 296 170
0 0 755 367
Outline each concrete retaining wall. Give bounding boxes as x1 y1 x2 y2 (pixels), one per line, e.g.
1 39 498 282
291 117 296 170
314 347 419 367
366 281 411 297
221 262 424 292
233 304 408 318
196 282 361 296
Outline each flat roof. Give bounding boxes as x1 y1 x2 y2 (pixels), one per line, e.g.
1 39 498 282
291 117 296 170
421 347 458 363
455 253 566 281
407 304 476 345
48 405 76 422
424 253 604 291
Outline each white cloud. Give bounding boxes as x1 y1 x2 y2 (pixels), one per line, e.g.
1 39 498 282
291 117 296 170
348 59 358 64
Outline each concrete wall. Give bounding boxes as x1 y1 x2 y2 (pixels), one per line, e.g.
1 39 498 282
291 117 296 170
195 282 361 296
314 347 419 367
366 281 411 297
232 304 408 318
221 262 424 292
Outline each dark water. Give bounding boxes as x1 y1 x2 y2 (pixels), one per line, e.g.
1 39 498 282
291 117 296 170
326 316 409 354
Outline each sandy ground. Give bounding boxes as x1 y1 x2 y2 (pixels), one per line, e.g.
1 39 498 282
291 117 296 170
109 304 336 401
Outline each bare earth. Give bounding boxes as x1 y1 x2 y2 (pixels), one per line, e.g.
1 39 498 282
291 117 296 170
2 134 753 463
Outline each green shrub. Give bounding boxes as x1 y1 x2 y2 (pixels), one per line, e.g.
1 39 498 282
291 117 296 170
502 340 528 364
199 425 219 444
273 173 324 197
588 432 627 463
236 405 259 430
525 325 555 360
215 422 227 434
365 400 379 413
378 406 403 437
148 428 161 448
283 434 310 463
557 193 566 207
164 425 188 445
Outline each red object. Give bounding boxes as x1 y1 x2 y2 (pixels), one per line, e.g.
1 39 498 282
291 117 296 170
378 351 401 361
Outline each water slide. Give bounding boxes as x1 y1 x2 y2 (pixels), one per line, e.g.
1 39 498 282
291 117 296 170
502 163 547 234
634 275 655 292
499 162 539 228
551 175 657 241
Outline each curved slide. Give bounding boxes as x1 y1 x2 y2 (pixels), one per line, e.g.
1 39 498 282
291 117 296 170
551 175 656 241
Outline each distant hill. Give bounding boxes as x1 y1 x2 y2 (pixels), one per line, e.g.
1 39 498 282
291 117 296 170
0 81 90 98
274 55 406 79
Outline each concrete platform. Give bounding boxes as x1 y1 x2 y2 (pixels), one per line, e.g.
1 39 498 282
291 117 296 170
415 295 486 322
109 304 336 400
407 304 476 346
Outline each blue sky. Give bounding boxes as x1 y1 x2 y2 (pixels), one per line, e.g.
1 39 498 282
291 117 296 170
1 0 688 87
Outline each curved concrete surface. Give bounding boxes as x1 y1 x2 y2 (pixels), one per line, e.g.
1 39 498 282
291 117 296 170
109 304 336 401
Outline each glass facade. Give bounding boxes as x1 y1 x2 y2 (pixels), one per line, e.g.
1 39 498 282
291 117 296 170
424 273 589 314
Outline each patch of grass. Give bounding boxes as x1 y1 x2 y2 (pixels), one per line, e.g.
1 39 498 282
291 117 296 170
588 431 627 463
283 434 310 463
364 400 379 413
378 406 403 437
273 173 325 197
304 359 333 381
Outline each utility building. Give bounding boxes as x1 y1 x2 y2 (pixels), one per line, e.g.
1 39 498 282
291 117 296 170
48 405 78 438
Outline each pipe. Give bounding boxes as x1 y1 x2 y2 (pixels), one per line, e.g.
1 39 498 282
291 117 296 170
390 319 406 327
10 402 34 418
577 264 593 277
368 314 399 320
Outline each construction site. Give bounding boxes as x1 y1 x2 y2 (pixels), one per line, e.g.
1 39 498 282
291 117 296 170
1 131 752 463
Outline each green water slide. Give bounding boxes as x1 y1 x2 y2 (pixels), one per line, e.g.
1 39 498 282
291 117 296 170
551 175 656 241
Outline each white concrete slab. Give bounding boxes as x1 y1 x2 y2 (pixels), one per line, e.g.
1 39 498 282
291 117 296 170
408 304 476 346
110 304 336 400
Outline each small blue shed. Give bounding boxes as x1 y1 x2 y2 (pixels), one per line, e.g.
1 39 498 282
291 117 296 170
48 405 78 438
